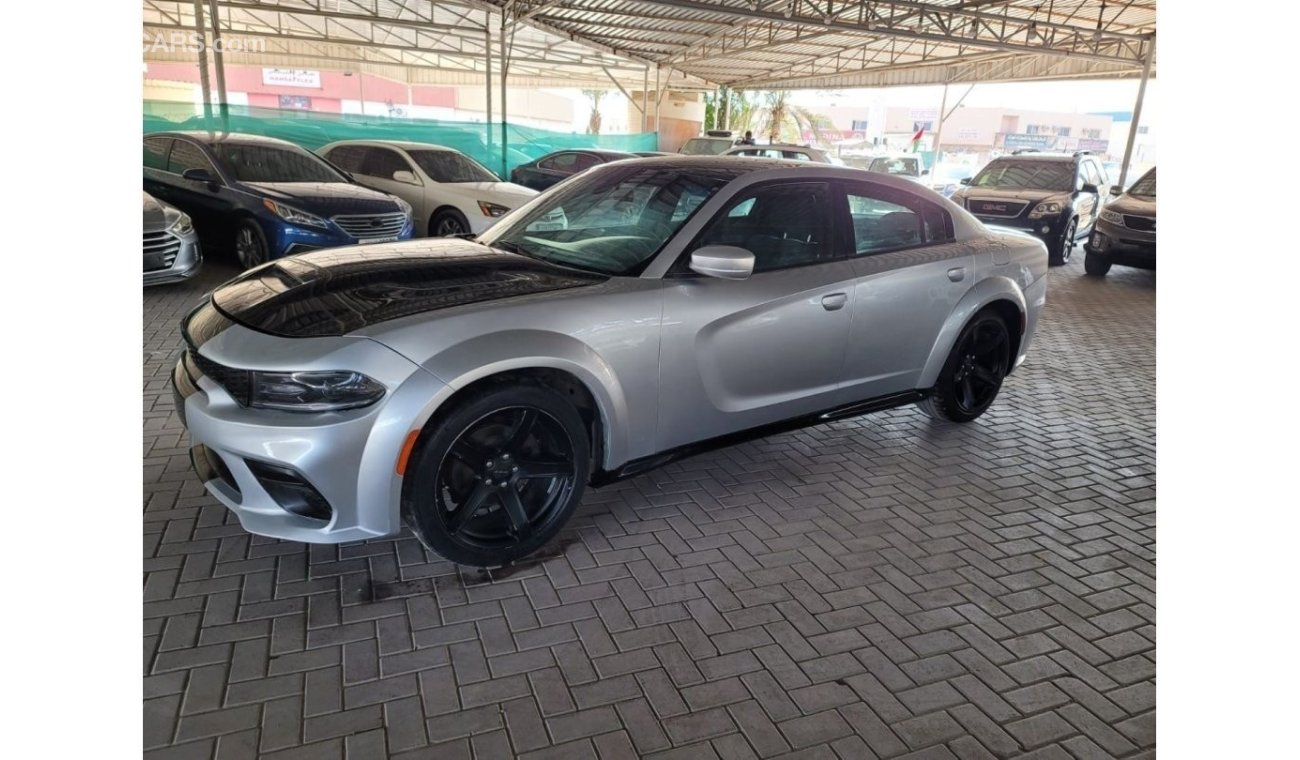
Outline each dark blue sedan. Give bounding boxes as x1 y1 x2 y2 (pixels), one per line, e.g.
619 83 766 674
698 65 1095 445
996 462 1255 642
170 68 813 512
144 132 413 267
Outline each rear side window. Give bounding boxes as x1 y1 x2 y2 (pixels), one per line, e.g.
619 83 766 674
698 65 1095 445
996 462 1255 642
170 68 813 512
324 145 366 173
842 181 951 255
168 140 215 175
570 153 601 171
539 153 577 171
143 137 171 170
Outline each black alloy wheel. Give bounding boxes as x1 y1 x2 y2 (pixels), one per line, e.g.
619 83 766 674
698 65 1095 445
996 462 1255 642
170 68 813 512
1051 217 1077 266
234 221 269 270
431 209 469 238
406 386 589 566
917 310 1012 423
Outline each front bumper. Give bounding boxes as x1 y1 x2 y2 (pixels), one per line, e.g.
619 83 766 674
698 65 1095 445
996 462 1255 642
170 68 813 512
143 233 202 286
1084 219 1156 269
970 212 1068 241
171 323 447 544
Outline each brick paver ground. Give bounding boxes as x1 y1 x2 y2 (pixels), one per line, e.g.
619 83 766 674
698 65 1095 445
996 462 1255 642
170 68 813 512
144 252 1155 759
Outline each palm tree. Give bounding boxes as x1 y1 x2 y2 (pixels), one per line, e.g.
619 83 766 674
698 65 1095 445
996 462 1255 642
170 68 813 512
735 91 832 145
582 89 606 135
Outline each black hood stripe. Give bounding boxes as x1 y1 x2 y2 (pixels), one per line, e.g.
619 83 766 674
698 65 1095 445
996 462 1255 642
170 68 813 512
209 239 606 338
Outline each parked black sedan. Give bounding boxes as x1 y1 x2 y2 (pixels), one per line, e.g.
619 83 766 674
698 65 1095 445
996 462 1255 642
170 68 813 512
1084 167 1155 276
509 149 635 192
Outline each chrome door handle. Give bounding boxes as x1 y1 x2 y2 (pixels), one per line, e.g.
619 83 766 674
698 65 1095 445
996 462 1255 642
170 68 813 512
947 267 967 282
821 293 848 311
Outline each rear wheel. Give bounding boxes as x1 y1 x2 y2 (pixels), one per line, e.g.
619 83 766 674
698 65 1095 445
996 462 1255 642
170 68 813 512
406 385 589 567
1085 251 1112 276
430 209 470 238
917 310 1011 423
1049 217 1077 266
234 221 269 270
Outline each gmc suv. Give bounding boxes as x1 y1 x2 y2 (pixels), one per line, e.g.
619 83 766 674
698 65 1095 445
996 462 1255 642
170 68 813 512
950 151 1111 265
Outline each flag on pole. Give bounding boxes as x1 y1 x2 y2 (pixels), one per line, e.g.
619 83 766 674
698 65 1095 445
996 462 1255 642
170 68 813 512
910 126 925 153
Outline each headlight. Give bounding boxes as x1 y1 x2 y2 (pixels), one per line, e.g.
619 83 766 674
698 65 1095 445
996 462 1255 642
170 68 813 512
164 207 193 236
249 370 386 412
1028 201 1064 219
478 200 510 218
393 197 412 217
1100 209 1125 225
262 199 330 229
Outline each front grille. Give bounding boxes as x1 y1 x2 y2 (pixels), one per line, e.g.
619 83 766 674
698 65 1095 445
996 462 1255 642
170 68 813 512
1123 215 1156 232
189 349 252 406
332 212 407 240
143 230 181 272
969 199 1028 218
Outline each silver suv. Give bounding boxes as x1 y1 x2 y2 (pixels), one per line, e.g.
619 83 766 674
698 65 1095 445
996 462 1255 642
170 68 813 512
173 157 1047 566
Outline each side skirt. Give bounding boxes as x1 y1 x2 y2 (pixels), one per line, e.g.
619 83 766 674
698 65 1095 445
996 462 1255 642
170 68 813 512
590 389 928 487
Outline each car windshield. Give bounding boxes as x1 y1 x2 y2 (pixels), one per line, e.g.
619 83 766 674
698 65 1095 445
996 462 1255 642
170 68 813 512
680 138 734 156
213 143 347 183
869 157 920 177
1128 168 1156 197
408 150 498 183
971 160 1074 191
478 165 745 276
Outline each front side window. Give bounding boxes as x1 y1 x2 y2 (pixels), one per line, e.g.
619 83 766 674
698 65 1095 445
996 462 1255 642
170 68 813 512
478 165 744 276
408 150 497 183
360 148 414 180
681 138 733 156
211 143 348 183
971 160 1074 192
168 140 216 176
693 182 833 273
844 183 949 255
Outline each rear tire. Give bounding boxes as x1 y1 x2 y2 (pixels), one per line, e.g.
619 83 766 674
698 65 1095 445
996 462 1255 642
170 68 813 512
405 385 589 567
918 310 1012 423
1085 252 1112 276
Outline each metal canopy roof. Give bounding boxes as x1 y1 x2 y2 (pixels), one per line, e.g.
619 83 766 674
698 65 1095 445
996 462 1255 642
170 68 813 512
143 1 1156 90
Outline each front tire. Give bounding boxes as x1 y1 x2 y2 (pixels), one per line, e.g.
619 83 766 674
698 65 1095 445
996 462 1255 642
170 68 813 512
234 220 269 270
918 310 1012 423
1049 217 1077 266
1085 251 1112 276
405 385 590 567
430 209 470 238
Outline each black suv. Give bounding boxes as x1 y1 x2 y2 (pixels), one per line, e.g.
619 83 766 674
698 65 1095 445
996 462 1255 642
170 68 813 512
950 151 1111 266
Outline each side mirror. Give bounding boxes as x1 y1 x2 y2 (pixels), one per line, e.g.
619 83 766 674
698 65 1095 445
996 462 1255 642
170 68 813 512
1109 185 1123 197
689 245 755 280
392 170 421 186
181 167 218 186
921 168 930 176
1081 182 1100 194
959 177 971 185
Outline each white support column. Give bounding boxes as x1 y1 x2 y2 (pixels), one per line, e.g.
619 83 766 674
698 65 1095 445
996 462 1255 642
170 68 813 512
1118 36 1155 191
931 79 949 171
484 21 493 161
191 0 212 122
641 65 649 133
205 0 228 121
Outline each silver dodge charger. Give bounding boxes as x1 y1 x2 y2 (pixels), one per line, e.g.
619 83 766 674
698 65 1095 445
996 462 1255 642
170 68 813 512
173 157 1047 566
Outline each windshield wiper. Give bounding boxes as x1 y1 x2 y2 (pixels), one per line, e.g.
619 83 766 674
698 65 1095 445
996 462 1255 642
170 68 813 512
491 240 540 260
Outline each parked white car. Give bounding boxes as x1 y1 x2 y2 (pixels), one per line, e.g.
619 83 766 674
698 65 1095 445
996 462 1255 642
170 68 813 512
319 140 538 237
721 143 839 164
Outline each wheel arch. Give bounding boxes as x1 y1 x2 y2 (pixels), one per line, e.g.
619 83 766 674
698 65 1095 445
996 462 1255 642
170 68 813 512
400 330 630 477
919 277 1027 389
